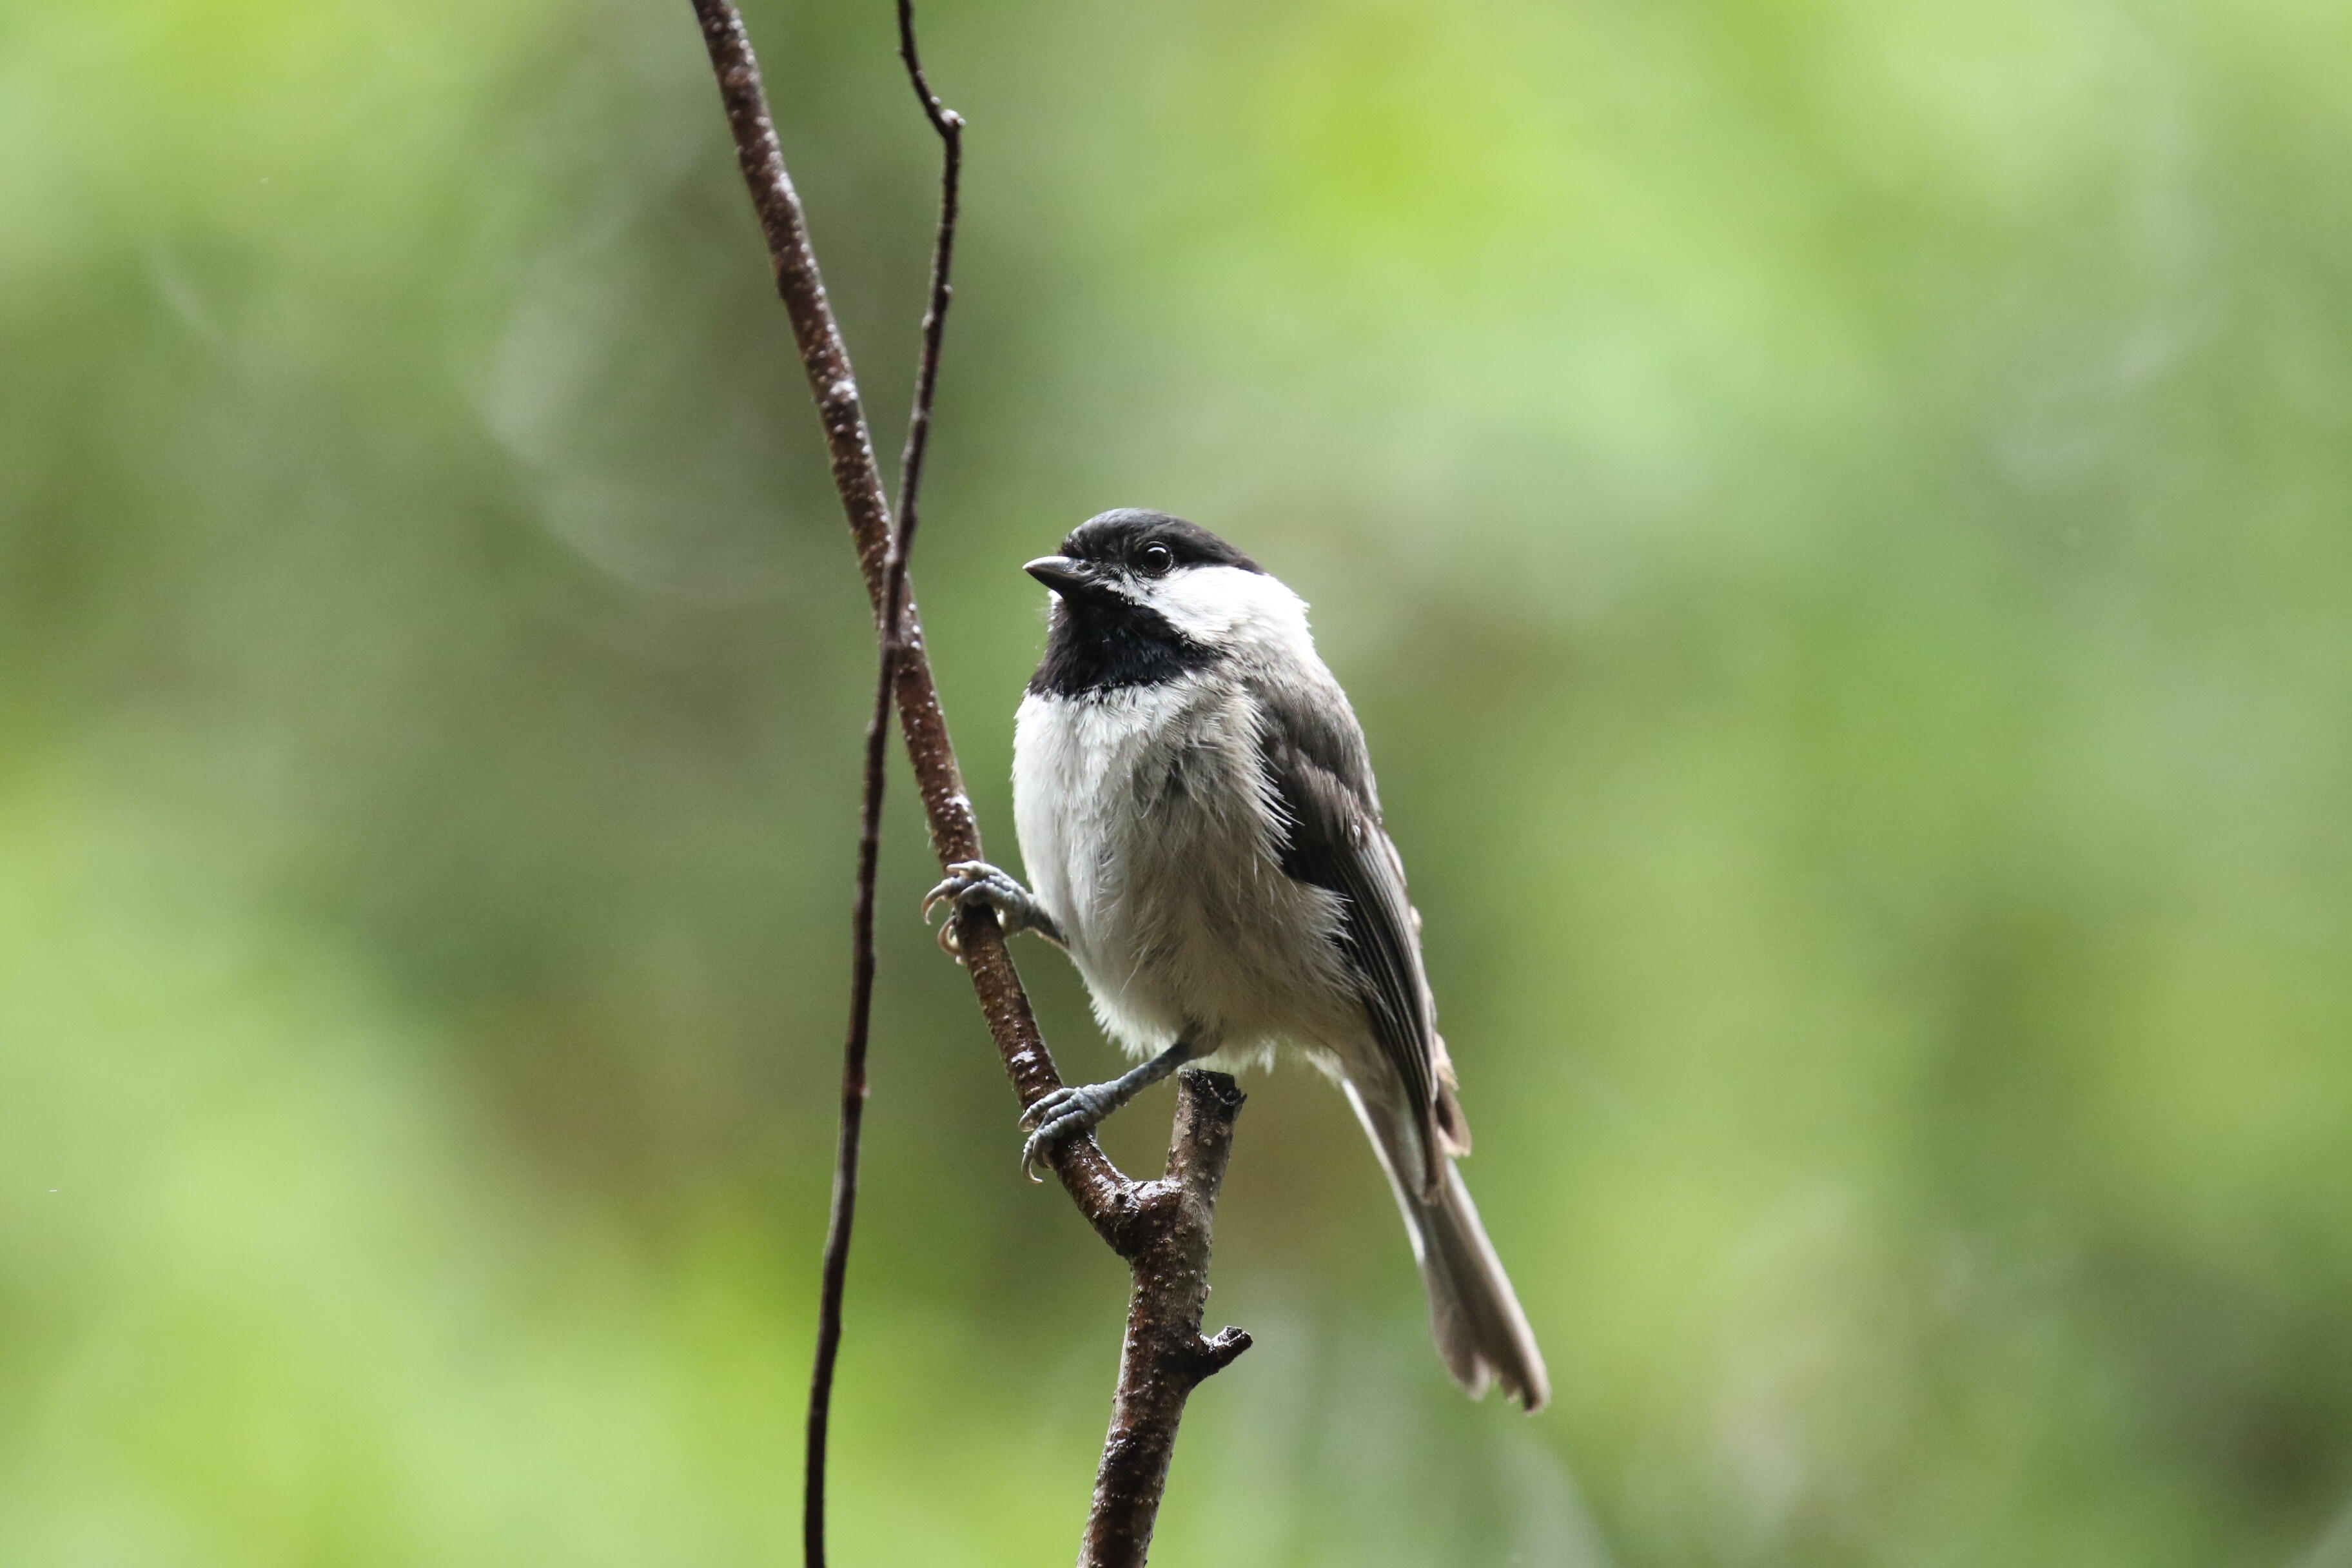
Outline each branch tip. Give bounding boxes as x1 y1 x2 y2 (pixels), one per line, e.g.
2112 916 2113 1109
1198 1327 1253 1377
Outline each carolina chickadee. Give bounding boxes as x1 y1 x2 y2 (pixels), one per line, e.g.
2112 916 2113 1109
927 509 1548 1410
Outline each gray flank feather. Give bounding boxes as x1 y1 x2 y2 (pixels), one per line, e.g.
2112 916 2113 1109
1250 674 1449 1198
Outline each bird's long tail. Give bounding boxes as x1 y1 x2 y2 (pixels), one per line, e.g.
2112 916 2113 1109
1344 1081 1550 1411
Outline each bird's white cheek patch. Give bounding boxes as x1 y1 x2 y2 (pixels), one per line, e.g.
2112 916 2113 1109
1150 567 1310 647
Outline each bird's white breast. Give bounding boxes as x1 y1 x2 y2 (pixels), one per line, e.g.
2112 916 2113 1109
1012 675 1350 1062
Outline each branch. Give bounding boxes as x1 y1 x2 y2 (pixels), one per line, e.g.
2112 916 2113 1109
1084 1070 1254 1566
806 560 891 1568
687 5 1250 1563
803 6 962 1565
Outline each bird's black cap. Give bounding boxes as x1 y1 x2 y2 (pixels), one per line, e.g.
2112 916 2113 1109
1059 509 1262 574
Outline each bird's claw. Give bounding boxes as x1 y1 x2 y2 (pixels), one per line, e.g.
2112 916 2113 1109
919 860 993 922
1017 1082 1121 1180
923 860 1040 957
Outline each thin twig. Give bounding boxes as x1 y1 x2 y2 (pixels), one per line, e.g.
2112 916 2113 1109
688 6 1250 1563
803 7 965 1566
806 624 892 1568
892 0 963 548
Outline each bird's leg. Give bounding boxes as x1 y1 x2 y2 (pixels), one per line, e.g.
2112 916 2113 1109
923 860 1066 955
1019 1039 1197 1178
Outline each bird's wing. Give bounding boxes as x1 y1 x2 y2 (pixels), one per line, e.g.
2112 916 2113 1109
1251 676 1454 1198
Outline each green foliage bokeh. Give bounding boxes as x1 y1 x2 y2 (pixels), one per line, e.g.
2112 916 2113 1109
5 0 2351 1563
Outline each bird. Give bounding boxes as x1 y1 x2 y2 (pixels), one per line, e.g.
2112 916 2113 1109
925 507 1549 1410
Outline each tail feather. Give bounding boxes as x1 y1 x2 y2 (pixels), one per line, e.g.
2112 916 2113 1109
1345 1082 1551 1411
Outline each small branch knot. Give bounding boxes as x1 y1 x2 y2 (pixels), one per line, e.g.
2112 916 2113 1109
1097 1178 1182 1262
1194 1326 1252 1378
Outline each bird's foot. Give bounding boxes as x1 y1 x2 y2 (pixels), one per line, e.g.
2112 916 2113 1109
922 861 1061 956
1014 1041 1195 1180
1017 1079 1133 1179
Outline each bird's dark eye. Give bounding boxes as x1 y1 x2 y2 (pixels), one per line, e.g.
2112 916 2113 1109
1139 543 1174 576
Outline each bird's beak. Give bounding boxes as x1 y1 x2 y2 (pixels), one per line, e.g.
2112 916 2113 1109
1024 555 1100 598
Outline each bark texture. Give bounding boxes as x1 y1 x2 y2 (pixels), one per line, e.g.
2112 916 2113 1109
1082 1070 1253 1567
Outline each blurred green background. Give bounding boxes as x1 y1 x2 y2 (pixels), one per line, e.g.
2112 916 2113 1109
5 0 2351 1562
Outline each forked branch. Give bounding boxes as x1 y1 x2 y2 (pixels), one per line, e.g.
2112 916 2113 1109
686 5 1250 1564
